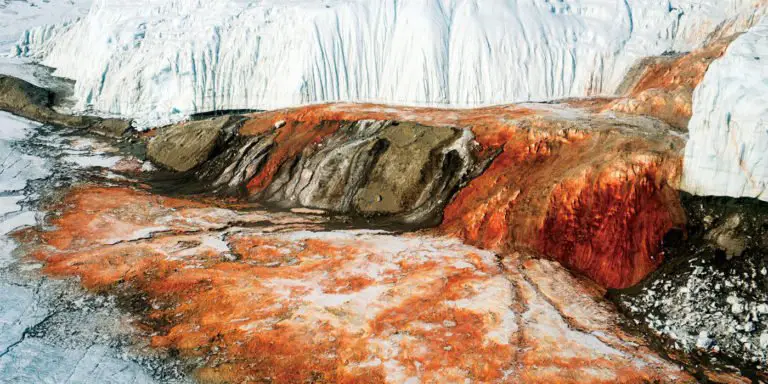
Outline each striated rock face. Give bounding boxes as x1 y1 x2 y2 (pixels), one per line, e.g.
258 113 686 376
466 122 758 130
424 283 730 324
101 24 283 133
15 185 695 383
186 103 685 288
197 117 481 226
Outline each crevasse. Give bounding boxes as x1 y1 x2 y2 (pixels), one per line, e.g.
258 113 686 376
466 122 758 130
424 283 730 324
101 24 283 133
12 0 764 127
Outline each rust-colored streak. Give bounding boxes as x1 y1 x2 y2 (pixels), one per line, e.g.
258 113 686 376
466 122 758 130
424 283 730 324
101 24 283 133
536 166 683 288
244 119 344 193
238 103 536 137
239 102 536 195
232 101 685 288
17 186 693 383
441 124 684 289
607 36 736 129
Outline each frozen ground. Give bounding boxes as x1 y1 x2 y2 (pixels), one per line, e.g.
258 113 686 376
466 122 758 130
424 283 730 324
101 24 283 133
0 111 189 383
12 0 766 127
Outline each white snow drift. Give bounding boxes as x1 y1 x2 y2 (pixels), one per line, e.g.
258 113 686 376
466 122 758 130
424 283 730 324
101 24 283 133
12 0 765 127
683 18 768 201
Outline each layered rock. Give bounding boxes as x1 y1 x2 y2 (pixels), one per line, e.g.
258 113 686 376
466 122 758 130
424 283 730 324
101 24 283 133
15 185 695 383
174 103 685 289
196 117 481 227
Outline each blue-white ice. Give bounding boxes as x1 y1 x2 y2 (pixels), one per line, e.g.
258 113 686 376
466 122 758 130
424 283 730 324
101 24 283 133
683 18 768 201
0 111 183 383
12 0 766 128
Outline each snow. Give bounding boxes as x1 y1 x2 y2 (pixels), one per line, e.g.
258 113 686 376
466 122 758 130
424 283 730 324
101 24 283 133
0 113 176 383
12 0 765 128
103 226 171 245
0 112 49 211
0 0 91 53
683 17 768 201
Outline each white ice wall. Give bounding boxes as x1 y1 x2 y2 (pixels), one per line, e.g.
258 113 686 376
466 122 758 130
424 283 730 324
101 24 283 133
682 18 768 201
1 0 91 53
12 0 765 127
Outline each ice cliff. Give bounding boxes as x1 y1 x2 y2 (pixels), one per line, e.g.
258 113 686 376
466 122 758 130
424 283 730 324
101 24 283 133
683 18 768 201
12 0 765 127
0 0 90 53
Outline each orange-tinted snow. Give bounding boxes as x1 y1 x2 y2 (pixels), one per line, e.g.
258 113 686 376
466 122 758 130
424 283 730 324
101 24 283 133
16 185 693 383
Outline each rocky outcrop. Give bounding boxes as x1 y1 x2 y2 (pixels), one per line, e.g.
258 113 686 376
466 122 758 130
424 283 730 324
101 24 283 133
147 116 242 172
184 103 685 289
197 118 481 226
611 194 768 382
0 75 131 137
1 72 691 287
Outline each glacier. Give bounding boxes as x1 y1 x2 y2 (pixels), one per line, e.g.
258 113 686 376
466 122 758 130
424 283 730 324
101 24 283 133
1 0 91 53
682 17 768 201
11 0 766 127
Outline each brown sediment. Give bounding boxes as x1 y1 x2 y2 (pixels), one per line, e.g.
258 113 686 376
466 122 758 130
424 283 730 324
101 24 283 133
606 36 737 129
16 185 695 383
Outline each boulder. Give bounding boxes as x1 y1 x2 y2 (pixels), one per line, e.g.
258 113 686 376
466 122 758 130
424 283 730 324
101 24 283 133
147 116 239 172
0 75 132 135
0 75 52 112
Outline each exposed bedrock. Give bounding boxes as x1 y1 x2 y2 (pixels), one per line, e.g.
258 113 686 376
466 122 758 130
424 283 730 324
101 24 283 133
179 103 686 289
0 74 131 137
193 118 482 228
147 115 244 172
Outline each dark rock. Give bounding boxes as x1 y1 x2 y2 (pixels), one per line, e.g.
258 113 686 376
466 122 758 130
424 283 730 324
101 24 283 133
610 193 768 381
0 75 132 136
258 120 480 226
188 108 263 121
193 133 276 194
89 118 132 137
147 116 242 172
194 120 481 227
0 74 53 111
